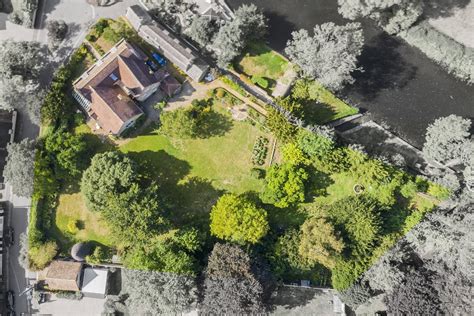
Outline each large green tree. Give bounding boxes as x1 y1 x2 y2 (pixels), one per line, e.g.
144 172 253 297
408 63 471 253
3 138 35 197
45 129 87 177
262 163 309 208
285 22 364 91
299 217 344 269
81 151 137 212
210 194 269 244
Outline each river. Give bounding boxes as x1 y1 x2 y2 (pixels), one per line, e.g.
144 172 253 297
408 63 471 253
227 0 474 148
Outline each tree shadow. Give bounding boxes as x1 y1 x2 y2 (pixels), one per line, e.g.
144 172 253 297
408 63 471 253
345 33 417 101
422 0 471 19
307 167 334 200
264 11 297 52
301 101 338 125
197 110 233 138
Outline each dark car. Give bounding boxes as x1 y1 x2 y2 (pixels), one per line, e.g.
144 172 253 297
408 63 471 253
152 52 166 66
146 60 159 71
6 290 15 310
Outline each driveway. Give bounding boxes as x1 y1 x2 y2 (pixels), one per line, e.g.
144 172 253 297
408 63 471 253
33 295 105 316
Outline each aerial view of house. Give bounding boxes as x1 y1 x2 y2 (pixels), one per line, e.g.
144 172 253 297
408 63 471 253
0 0 471 315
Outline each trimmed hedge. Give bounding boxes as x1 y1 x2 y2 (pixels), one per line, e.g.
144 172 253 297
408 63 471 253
399 22 474 84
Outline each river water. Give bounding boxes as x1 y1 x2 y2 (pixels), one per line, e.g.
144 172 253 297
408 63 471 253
227 0 474 148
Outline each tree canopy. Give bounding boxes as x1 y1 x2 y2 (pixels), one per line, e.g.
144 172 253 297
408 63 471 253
210 194 269 244
81 151 138 212
122 269 197 315
3 138 35 197
299 217 344 269
45 129 87 177
285 22 364 91
262 163 309 208
422 115 472 164
201 243 272 315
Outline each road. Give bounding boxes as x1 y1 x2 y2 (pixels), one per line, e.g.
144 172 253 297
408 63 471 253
227 0 474 148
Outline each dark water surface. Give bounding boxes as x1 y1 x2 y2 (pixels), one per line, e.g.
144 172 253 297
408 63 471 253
228 0 474 148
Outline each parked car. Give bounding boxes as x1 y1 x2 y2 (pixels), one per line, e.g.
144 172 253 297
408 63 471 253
7 226 13 246
146 60 159 71
152 52 166 66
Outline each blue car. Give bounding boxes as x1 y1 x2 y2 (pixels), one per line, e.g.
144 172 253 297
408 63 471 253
146 60 159 71
152 52 166 66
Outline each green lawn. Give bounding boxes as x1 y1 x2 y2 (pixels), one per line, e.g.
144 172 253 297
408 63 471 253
120 110 272 227
236 42 289 90
299 80 359 124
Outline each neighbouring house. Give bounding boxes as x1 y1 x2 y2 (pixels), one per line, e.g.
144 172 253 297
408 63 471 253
81 267 109 299
44 261 83 292
73 39 179 135
126 5 210 82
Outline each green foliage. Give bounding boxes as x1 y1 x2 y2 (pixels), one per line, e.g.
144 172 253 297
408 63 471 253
172 228 205 253
250 167 265 179
3 138 36 197
81 151 138 212
252 136 269 165
331 258 366 290
299 217 345 269
281 143 310 166
45 129 87 177
296 129 334 159
328 197 381 256
400 181 418 199
104 184 169 246
262 163 309 208
251 75 269 88
67 219 79 234
210 194 269 244
102 27 121 44
427 183 451 200
266 107 298 143
28 241 58 270
86 246 108 265
94 18 109 34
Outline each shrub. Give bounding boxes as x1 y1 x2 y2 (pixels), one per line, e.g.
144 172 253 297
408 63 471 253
56 291 83 300
29 241 58 271
102 28 121 44
85 34 96 42
67 219 79 234
251 75 269 89
94 18 109 34
399 22 474 84
250 167 265 179
86 246 108 265
400 181 418 198
252 136 269 165
427 183 451 200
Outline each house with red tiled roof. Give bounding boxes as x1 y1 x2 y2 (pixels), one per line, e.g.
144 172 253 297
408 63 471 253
72 39 179 135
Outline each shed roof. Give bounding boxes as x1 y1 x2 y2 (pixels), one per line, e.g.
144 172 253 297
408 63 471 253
81 267 109 296
45 261 82 292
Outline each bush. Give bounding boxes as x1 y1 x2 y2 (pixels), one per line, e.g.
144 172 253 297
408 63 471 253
67 219 79 234
86 246 108 265
250 167 265 179
102 28 121 44
399 22 474 84
94 18 109 34
251 75 269 89
252 136 269 165
29 241 58 271
400 180 418 199
85 34 96 42
56 291 83 300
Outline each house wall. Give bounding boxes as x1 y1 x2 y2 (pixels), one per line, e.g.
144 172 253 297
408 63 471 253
117 112 143 135
136 81 160 102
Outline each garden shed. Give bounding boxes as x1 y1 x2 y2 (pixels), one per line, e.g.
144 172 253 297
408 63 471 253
81 267 109 299
45 260 83 292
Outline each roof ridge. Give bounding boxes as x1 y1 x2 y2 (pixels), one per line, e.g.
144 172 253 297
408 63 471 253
117 55 146 90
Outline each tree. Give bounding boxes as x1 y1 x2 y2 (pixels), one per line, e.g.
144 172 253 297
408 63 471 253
47 20 68 47
422 115 471 164
338 0 422 34
233 4 267 41
262 163 308 208
160 108 197 138
28 241 58 270
299 217 344 269
281 143 311 166
81 151 137 212
210 194 269 244
296 128 335 159
285 22 364 91
266 96 303 143
0 40 45 81
201 243 272 315
45 129 87 177
122 269 197 315
212 20 244 68
104 184 169 245
3 139 35 197
384 268 441 315
211 4 267 68
328 197 381 255
185 15 215 48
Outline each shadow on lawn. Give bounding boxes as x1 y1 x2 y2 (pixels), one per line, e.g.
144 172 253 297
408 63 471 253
301 101 339 125
197 110 234 138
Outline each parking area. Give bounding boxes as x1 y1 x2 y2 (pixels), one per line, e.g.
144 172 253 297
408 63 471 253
32 295 105 316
